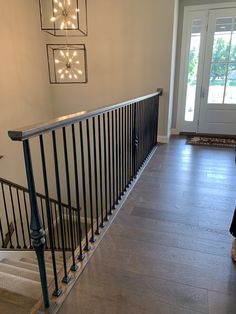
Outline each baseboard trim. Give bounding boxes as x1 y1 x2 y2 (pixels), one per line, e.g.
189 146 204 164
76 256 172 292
171 128 179 135
157 135 169 143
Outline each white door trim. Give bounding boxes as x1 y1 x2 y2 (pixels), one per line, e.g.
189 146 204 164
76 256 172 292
176 2 236 133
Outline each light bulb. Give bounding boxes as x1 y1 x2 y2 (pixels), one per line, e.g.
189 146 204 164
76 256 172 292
67 0 71 5
50 17 56 22
75 8 80 12
73 51 77 57
66 51 69 57
72 24 76 29
54 0 58 3
58 2 63 8
58 69 63 73
69 74 72 79
55 59 60 64
60 50 65 57
53 8 58 13
72 15 77 20
60 74 65 79
60 22 65 29
74 74 78 79
77 70 83 75
76 60 80 64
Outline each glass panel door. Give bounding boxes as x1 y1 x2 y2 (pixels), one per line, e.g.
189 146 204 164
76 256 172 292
198 9 236 135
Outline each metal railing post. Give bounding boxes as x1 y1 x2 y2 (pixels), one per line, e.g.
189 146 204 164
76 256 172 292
23 140 49 308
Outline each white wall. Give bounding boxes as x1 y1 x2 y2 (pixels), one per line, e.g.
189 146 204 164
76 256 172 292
0 0 53 185
50 0 177 141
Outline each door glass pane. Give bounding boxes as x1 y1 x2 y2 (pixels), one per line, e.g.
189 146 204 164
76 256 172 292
184 20 202 122
225 63 236 104
208 16 236 104
208 63 227 103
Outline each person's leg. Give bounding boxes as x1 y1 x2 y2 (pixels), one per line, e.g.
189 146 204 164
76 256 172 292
230 208 236 262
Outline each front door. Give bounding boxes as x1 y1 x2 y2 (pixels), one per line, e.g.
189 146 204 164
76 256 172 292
199 8 236 135
179 7 236 135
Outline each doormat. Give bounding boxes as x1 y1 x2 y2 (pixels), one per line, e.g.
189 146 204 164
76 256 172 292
186 136 236 148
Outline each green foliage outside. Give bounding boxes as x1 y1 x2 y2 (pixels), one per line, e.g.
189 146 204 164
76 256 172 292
188 36 236 86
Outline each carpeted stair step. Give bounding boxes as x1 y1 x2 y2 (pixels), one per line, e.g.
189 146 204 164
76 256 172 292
0 287 37 312
0 298 29 314
0 262 42 282
1 258 54 276
0 272 41 300
21 256 63 269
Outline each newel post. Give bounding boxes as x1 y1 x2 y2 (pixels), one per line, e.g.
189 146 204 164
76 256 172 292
23 140 49 308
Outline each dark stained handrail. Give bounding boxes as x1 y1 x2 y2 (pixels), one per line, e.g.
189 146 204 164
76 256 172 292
8 90 162 141
0 177 78 212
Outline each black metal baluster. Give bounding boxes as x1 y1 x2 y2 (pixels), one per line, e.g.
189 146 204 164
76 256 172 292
63 127 78 271
124 106 128 189
121 107 125 194
98 115 105 228
9 186 21 248
119 108 122 197
52 131 70 284
115 110 119 204
79 121 90 251
1 184 13 248
40 135 62 296
111 111 116 210
103 114 109 221
53 202 60 250
40 198 48 250
107 112 112 215
16 189 27 249
92 118 100 235
65 206 70 250
86 120 95 242
23 192 32 248
0 217 4 248
128 104 132 184
23 139 49 308
71 124 84 261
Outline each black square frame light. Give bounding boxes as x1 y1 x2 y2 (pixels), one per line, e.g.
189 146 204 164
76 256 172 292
39 0 88 37
47 44 88 84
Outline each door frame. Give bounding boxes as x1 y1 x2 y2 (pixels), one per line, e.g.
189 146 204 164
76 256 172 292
176 2 236 134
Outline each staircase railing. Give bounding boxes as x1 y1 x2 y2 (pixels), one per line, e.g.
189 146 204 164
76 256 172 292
8 90 162 308
0 177 80 250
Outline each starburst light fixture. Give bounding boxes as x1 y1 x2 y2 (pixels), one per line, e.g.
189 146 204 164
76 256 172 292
39 0 88 36
47 44 88 84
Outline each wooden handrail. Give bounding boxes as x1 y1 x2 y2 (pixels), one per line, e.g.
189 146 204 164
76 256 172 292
8 90 162 141
0 177 78 211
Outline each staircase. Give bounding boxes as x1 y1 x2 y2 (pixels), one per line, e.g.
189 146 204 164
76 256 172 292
0 252 64 313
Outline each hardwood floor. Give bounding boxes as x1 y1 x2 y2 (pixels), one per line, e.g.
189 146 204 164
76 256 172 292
58 136 236 314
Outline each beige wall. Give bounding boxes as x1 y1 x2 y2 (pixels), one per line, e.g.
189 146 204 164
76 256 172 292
172 0 234 130
50 0 177 141
0 0 53 185
0 0 179 188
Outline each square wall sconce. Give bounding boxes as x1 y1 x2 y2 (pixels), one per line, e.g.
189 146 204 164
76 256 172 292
47 44 88 84
39 0 88 36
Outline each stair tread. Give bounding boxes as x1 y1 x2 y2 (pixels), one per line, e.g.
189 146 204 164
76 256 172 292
0 300 29 314
0 271 41 300
0 287 37 312
21 256 63 268
1 258 54 275
0 262 41 282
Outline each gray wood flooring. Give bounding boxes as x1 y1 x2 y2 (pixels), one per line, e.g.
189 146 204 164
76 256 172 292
58 136 236 314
